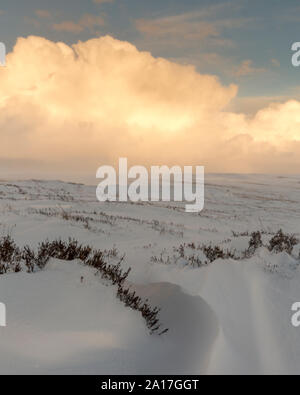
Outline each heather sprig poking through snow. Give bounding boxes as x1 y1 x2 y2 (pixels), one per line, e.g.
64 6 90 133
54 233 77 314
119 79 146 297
117 287 169 335
0 236 168 336
247 231 263 256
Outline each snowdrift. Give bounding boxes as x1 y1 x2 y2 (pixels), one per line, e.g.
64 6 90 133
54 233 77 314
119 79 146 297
0 175 299 374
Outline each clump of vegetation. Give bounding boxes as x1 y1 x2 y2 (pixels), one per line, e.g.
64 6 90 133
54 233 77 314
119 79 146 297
232 229 274 238
246 231 263 256
150 251 172 266
152 229 300 269
0 236 167 336
151 242 237 268
0 235 21 274
268 229 298 255
232 230 251 237
202 245 235 263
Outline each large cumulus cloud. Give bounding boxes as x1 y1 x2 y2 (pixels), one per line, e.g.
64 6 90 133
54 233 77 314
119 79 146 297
0 35 299 181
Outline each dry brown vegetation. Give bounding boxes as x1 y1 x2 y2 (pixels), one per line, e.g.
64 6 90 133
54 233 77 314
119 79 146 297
151 230 299 268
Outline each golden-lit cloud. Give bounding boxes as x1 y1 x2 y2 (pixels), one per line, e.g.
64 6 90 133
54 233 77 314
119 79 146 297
271 58 280 67
35 10 52 19
234 59 266 77
135 4 253 50
0 35 300 180
52 14 105 33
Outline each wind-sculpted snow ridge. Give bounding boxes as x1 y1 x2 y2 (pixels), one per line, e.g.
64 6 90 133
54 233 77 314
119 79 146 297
0 236 168 336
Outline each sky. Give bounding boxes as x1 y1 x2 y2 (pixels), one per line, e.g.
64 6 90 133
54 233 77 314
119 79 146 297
0 0 300 181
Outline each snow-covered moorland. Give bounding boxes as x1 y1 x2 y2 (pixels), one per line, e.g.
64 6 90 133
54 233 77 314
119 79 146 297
0 174 300 375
